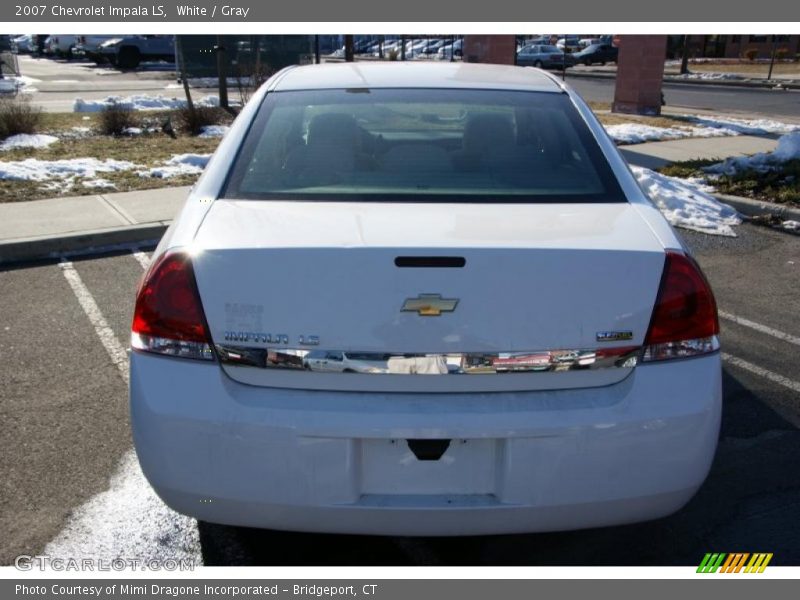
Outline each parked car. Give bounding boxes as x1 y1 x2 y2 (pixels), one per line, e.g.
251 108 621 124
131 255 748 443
555 36 582 53
517 44 575 69
303 350 389 373
10 34 35 54
44 35 80 58
96 35 174 69
130 62 722 537
71 36 121 61
573 43 618 66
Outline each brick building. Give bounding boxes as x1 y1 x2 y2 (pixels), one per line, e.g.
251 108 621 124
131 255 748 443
671 35 800 59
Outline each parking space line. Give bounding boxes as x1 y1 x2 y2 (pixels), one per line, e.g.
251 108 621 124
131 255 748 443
59 259 130 384
719 310 800 347
722 352 800 394
131 249 151 270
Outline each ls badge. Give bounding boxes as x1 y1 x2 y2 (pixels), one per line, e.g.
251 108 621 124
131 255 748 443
596 331 634 342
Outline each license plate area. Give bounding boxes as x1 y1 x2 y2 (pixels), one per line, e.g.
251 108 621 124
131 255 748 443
360 438 498 495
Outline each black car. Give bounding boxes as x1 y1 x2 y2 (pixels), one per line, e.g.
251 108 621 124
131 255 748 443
573 43 618 66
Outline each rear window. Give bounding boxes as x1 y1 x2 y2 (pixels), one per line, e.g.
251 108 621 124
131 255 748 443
223 88 624 203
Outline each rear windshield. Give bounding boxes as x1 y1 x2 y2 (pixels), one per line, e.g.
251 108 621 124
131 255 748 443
222 88 624 203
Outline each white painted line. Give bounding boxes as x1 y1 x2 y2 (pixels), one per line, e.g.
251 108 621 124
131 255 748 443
719 310 800 347
54 255 201 562
722 352 800 394
131 249 151 270
59 259 129 385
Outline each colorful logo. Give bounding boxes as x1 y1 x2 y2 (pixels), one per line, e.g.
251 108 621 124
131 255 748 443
697 553 773 573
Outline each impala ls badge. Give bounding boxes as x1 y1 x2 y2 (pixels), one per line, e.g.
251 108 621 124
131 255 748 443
596 331 634 342
401 294 459 317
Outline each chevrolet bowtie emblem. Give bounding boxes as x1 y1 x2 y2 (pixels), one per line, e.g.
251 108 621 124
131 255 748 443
401 294 459 317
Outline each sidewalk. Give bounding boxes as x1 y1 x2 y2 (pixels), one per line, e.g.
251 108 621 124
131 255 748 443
0 135 792 264
0 186 190 264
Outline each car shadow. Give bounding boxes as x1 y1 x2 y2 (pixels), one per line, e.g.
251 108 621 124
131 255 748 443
198 367 800 566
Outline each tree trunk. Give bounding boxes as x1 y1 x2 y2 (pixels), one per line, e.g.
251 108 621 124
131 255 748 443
216 35 228 110
344 35 354 62
175 36 194 113
680 35 690 75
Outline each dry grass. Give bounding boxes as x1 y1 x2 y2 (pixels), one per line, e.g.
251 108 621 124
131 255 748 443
586 101 611 112
659 158 800 206
595 112 690 129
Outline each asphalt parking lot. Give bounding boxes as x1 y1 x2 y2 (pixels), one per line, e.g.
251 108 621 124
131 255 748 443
0 222 799 566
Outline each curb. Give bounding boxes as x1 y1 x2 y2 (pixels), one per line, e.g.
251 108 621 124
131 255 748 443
0 222 169 266
566 70 800 90
713 193 800 221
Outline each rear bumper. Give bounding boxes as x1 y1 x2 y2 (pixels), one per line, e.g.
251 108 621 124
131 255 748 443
130 351 721 536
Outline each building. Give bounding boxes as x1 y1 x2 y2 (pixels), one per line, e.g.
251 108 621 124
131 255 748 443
669 35 800 60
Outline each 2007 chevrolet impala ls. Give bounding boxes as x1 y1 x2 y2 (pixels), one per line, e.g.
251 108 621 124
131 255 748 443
130 62 721 536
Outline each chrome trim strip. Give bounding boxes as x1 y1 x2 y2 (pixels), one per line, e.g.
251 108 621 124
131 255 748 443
215 345 641 375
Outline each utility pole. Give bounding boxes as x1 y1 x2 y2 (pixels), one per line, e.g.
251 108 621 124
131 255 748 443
314 35 320 64
401 35 406 61
767 35 777 80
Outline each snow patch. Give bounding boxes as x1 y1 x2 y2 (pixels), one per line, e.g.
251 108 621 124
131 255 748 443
686 115 800 136
0 134 59 151
605 123 729 144
138 153 211 179
73 94 220 113
673 71 745 81
782 220 800 231
631 165 742 236
82 178 116 189
0 157 137 182
0 75 40 94
198 125 229 138
705 132 800 176
44 450 201 563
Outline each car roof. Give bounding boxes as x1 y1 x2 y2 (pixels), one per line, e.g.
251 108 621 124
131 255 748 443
272 62 564 93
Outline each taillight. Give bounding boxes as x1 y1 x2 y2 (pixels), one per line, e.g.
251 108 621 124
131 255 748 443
131 251 214 361
642 250 720 362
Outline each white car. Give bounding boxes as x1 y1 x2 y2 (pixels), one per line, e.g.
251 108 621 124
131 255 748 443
303 350 389 374
130 62 721 536
43 35 80 57
11 34 35 53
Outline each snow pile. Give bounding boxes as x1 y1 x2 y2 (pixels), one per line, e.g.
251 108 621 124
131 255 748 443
605 115 800 145
198 125 229 138
0 75 40 94
0 157 137 182
82 178 116 189
0 134 59 151
138 153 211 178
44 450 201 564
673 72 744 81
705 132 800 176
73 94 220 112
632 165 742 236
165 77 251 89
686 115 800 136
606 123 729 144
782 220 800 231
